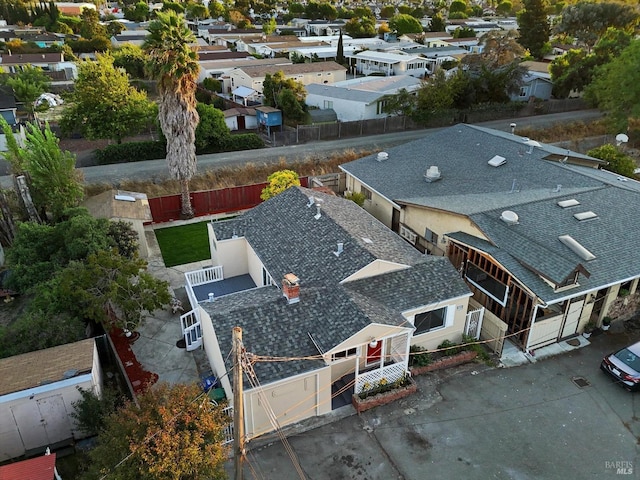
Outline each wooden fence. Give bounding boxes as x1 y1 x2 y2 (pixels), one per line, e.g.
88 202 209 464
147 177 309 224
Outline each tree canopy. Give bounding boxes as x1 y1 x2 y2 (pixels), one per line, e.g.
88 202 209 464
344 16 376 38
1 65 51 116
554 2 639 51
585 38 640 132
389 13 424 35
262 71 306 121
82 383 229 480
61 53 154 144
587 144 637 178
517 0 551 59
261 169 301 200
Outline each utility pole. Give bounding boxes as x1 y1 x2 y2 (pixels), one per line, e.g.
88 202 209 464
233 326 245 480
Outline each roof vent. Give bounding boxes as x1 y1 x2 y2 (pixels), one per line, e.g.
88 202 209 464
333 242 344 257
488 155 506 167
376 151 388 162
314 204 321 220
424 166 441 183
500 210 519 225
306 195 315 207
558 199 580 208
114 194 135 202
573 211 598 222
559 235 596 261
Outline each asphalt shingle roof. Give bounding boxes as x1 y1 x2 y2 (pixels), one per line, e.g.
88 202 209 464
340 124 604 215
205 187 469 384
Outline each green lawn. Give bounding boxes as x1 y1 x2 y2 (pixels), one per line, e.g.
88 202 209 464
154 221 211 267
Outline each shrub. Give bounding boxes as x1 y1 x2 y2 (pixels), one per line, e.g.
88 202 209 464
345 191 366 207
95 140 167 165
358 373 411 399
222 133 264 152
71 386 122 436
461 334 491 362
438 339 462 356
409 344 433 367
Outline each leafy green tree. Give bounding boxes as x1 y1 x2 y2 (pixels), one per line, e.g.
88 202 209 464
112 43 146 78
288 2 305 16
587 144 636 178
453 26 475 38
106 21 125 37
261 169 301 200
71 387 122 436
353 6 375 19
496 1 512 16
382 88 417 117
57 249 171 332
61 53 154 144
449 0 468 14
380 5 396 18
389 13 424 35
202 77 222 92
194 103 230 153
344 16 376 38
319 2 338 20
336 29 345 65
79 8 107 39
162 1 185 14
186 2 209 20
82 383 229 480
144 11 200 218
3 121 84 221
585 39 640 132
517 0 551 59
549 48 596 98
65 36 112 54
2 65 51 117
262 17 276 34
262 71 306 119
554 2 638 51
429 13 446 32
124 1 150 22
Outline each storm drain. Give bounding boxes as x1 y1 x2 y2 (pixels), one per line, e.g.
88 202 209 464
571 376 590 388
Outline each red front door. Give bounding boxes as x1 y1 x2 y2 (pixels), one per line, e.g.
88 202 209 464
366 341 382 366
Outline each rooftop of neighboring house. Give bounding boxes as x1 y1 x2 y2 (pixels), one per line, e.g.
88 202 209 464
306 75 421 103
0 86 17 110
200 57 291 71
202 187 469 384
82 189 152 222
521 60 552 78
0 452 57 480
341 124 640 303
0 338 95 396
348 50 426 63
0 52 64 65
230 60 346 78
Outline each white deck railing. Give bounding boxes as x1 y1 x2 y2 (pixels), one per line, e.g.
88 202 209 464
186 265 224 287
355 361 408 394
221 405 234 445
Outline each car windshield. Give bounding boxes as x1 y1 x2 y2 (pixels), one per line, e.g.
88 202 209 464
614 348 640 372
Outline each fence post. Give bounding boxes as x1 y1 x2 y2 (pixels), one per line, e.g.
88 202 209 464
272 132 276 146
384 116 387 132
318 125 321 141
296 125 299 144
360 120 363 136
338 121 341 138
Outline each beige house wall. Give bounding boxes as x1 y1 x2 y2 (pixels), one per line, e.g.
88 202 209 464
341 260 409 283
215 237 249 278
245 367 331 439
344 175 395 229
246 242 268 286
404 295 471 351
199 308 234 400
402 205 488 249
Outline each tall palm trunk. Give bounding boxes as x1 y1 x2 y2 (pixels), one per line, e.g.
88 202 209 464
158 87 198 218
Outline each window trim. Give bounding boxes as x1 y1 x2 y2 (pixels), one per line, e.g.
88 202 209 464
413 306 453 335
331 347 358 361
465 261 509 306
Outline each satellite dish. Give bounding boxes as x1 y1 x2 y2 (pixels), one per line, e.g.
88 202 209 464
616 133 629 145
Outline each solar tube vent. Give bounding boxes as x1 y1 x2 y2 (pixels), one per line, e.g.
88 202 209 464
559 235 595 261
376 152 389 162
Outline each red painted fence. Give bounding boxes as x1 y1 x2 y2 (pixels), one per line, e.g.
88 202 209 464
147 177 309 224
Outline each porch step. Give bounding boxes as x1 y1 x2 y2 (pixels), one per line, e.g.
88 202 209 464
331 374 354 410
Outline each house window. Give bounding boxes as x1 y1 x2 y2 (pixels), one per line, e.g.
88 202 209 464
331 347 357 361
414 306 450 335
424 227 438 244
360 185 372 201
465 262 509 306
399 225 417 244
324 100 333 109
519 87 527 97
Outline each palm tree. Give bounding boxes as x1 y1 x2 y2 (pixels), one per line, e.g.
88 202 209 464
143 11 200 218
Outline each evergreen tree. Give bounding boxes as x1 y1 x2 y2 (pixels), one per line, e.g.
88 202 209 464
336 30 344 65
517 0 550 59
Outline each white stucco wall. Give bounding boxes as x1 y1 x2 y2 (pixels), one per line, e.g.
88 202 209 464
216 237 249 278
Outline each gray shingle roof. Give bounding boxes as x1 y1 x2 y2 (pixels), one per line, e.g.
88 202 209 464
340 124 604 215
206 187 469 384
306 84 382 104
451 185 640 303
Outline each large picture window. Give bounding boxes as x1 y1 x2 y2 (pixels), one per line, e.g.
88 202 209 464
414 306 448 335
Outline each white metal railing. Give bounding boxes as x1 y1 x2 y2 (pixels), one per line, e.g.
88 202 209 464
465 307 485 340
180 310 202 351
221 405 234 445
186 265 224 287
355 361 408 394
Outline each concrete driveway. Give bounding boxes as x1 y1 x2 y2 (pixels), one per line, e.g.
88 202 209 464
238 327 639 479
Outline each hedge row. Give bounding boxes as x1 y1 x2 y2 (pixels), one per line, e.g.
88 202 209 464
95 134 264 165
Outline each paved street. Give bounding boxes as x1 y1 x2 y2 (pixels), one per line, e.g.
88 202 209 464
236 327 639 479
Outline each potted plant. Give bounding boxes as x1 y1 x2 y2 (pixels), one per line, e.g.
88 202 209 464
602 316 612 331
583 320 596 338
